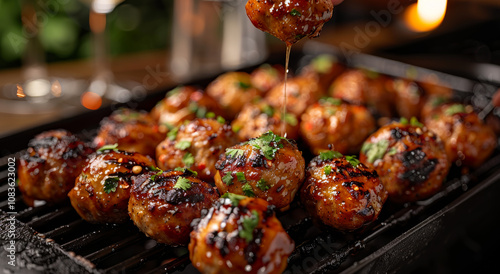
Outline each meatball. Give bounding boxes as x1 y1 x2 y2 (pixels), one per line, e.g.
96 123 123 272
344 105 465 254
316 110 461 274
330 69 393 117
245 0 334 45
68 149 155 223
156 118 239 183
299 54 345 92
359 122 450 203
423 103 497 168
93 108 166 157
128 168 219 246
206 72 262 120
300 151 387 231
300 98 376 155
150 86 224 127
232 100 299 141
389 78 424 119
250 64 286 94
189 194 294 274
265 75 325 117
18 130 94 206
420 95 452 121
214 131 305 210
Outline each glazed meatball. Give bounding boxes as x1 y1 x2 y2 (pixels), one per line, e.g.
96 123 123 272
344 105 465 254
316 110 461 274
232 100 299 141
389 78 424 119
420 95 452 121
250 64 286 94
299 54 345 92
68 149 155 223
265 75 325 117
300 151 388 231
156 118 239 183
189 195 294 274
206 72 262 120
18 130 94 206
150 86 224 127
128 168 219 246
93 108 166 157
245 0 333 45
359 122 450 203
330 69 393 117
423 103 497 168
300 98 376 155
214 131 305 210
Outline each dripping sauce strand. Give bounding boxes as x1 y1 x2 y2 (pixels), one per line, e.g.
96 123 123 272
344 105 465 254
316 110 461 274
281 44 292 138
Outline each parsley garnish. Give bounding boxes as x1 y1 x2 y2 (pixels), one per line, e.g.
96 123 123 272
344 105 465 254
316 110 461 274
226 148 245 158
149 166 161 171
431 96 447 107
345 155 360 167
311 55 336 74
174 167 198 177
174 177 192 190
410 117 423 127
97 143 119 153
237 81 251 89
320 97 342 106
206 112 216 118
103 177 119 193
222 172 233 186
361 140 390 163
400 117 409 125
256 179 270 191
239 210 259 243
247 131 287 160
262 104 275 117
242 183 255 197
166 86 182 97
444 104 466 116
188 102 208 118
221 192 246 206
319 151 343 161
182 152 194 167
236 172 246 183
283 113 298 126
175 140 191 150
151 169 163 181
290 8 301 16
217 116 226 124
167 127 179 141
324 165 332 175
388 147 398 155
232 125 242 133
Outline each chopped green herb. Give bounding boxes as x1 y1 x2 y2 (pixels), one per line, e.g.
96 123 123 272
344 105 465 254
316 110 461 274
236 172 247 183
319 151 343 161
226 148 245 158
261 64 277 77
256 179 270 191
167 127 179 141
217 116 226 124
324 165 332 176
206 112 216 118
166 86 182 97
242 183 255 197
118 111 140 122
174 167 198 177
188 102 208 118
388 147 398 156
311 55 336 74
149 166 161 171
232 125 242 133
431 96 447 107
103 177 119 194
151 169 164 181
175 140 191 150
361 140 389 163
182 152 195 167
237 81 251 89
221 192 246 206
400 117 409 125
174 177 192 190
345 155 360 167
239 210 259 243
283 113 298 126
262 104 275 117
247 131 287 160
163 122 175 131
290 8 301 16
320 97 342 106
363 69 379 79
410 117 423 127
222 172 233 186
444 104 466 116
97 143 119 153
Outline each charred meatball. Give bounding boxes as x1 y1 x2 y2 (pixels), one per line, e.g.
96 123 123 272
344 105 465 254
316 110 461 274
189 194 294 274
300 151 387 231
299 54 345 92
245 0 333 45
389 78 424 119
359 121 450 203
150 86 224 127
128 168 219 246
68 149 155 223
232 100 299 141
93 108 165 157
18 130 94 206
265 75 325 117
300 98 376 155
423 103 497 168
156 118 239 183
206 72 262 120
250 64 286 94
214 131 305 210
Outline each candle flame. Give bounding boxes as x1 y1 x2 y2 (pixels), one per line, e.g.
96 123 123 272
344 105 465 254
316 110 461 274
404 0 447 32
16 84 26 98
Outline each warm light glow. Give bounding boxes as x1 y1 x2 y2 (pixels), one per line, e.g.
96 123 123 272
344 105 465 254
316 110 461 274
16 84 26 98
51 80 62 97
81 91 102 110
404 0 447 32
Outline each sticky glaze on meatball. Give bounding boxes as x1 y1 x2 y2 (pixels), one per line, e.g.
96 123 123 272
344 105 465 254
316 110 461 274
93 108 166 157
214 131 305 210
250 64 286 94
156 118 239 183
300 151 387 231
246 0 333 45
18 130 94 206
423 103 497 168
359 122 450 203
189 194 294 274
389 78 424 119
232 100 299 141
68 149 155 223
300 98 376 155
206 72 262 120
128 168 219 246
265 75 325 117
150 86 224 128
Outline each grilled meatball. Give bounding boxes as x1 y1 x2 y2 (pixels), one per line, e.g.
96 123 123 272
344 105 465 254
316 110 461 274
128 169 219 246
68 149 155 223
389 78 424 119
300 98 376 155
18 130 94 206
206 72 262 120
420 95 452 121
300 152 387 231
330 69 393 117
156 118 239 183
359 122 450 203
245 0 333 45
189 195 294 274
265 75 325 117
423 103 497 168
299 54 345 92
150 86 224 128
93 108 165 157
214 131 305 210
232 100 299 141
250 64 286 94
